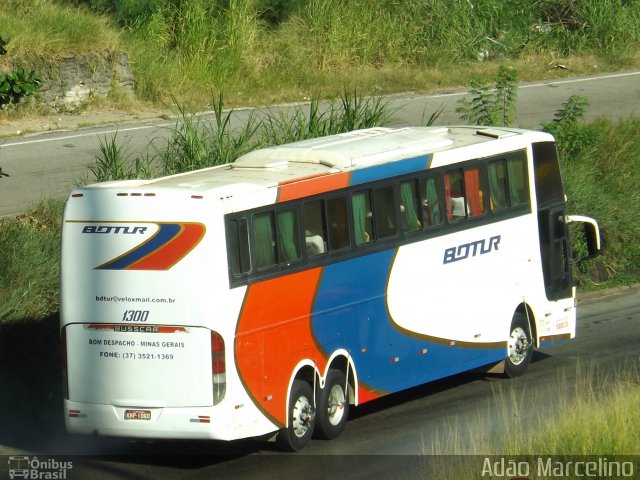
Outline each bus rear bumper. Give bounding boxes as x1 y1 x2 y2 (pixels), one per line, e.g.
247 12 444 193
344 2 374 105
64 400 234 440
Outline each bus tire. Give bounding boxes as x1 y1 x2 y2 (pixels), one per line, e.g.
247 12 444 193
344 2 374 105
276 379 316 452
504 312 533 378
314 369 349 440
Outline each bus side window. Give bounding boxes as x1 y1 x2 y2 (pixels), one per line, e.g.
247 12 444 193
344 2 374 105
372 186 397 238
420 176 443 227
352 191 373 245
488 159 509 211
276 209 301 264
507 155 529 206
227 218 251 275
327 196 351 250
253 212 277 269
303 200 328 257
445 170 466 221
464 167 487 217
400 180 422 233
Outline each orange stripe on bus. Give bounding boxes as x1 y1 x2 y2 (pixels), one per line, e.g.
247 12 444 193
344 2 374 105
277 172 351 203
128 223 205 270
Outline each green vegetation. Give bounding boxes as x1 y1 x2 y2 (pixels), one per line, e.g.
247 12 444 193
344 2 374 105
88 90 392 181
455 64 519 127
0 36 42 107
546 106 640 287
500 369 640 455
0 0 118 61
427 364 640 477
0 201 63 322
2 0 640 108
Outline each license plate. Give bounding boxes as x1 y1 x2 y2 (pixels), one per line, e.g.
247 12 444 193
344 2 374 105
125 409 151 420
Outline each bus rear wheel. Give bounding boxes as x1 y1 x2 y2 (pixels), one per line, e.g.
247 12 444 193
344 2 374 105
504 312 533 378
276 379 316 451
315 369 349 440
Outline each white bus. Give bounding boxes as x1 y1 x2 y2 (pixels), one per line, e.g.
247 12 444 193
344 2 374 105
60 126 600 451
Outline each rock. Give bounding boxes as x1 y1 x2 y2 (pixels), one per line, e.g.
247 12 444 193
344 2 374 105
30 51 136 111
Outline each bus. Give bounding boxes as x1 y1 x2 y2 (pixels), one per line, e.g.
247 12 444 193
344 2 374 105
60 126 600 451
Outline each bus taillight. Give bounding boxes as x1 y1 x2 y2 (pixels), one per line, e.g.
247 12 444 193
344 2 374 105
61 327 69 400
211 331 226 405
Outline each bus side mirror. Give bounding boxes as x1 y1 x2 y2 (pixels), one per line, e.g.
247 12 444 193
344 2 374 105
566 215 601 262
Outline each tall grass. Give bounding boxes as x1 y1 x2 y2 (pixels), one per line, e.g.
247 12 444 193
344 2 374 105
260 91 392 145
0 0 118 62
547 111 640 287
4 0 639 106
157 94 262 175
426 364 640 477
0 201 63 322
87 132 155 182
85 90 392 180
501 368 640 455
122 0 265 103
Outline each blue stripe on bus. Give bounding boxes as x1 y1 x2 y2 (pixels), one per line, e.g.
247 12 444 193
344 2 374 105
97 223 181 270
311 248 505 393
350 155 431 186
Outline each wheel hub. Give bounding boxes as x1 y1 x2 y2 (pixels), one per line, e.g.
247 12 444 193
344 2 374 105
292 396 315 438
327 384 346 426
508 326 530 365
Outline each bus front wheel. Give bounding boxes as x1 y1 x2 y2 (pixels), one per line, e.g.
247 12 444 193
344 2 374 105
504 312 533 378
276 379 316 451
315 369 349 440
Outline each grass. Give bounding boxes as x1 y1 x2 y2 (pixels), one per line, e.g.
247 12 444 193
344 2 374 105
552 115 640 288
0 0 118 63
83 90 394 180
426 363 640 477
501 371 640 455
0 200 63 323
2 0 640 111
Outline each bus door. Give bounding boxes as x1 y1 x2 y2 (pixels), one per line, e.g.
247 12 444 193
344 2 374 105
537 206 572 300
532 142 572 301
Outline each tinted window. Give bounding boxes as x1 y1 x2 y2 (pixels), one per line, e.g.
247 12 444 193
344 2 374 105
303 200 327 257
327 196 351 250
372 186 397 239
533 141 564 207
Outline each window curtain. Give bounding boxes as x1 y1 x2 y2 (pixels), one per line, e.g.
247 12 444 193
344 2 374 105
352 193 368 245
400 182 420 231
426 178 442 225
464 168 484 216
253 214 275 268
277 210 300 262
488 162 508 210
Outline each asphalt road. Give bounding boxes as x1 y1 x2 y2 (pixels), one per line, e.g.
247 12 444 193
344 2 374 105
1 70 640 217
1 286 638 479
